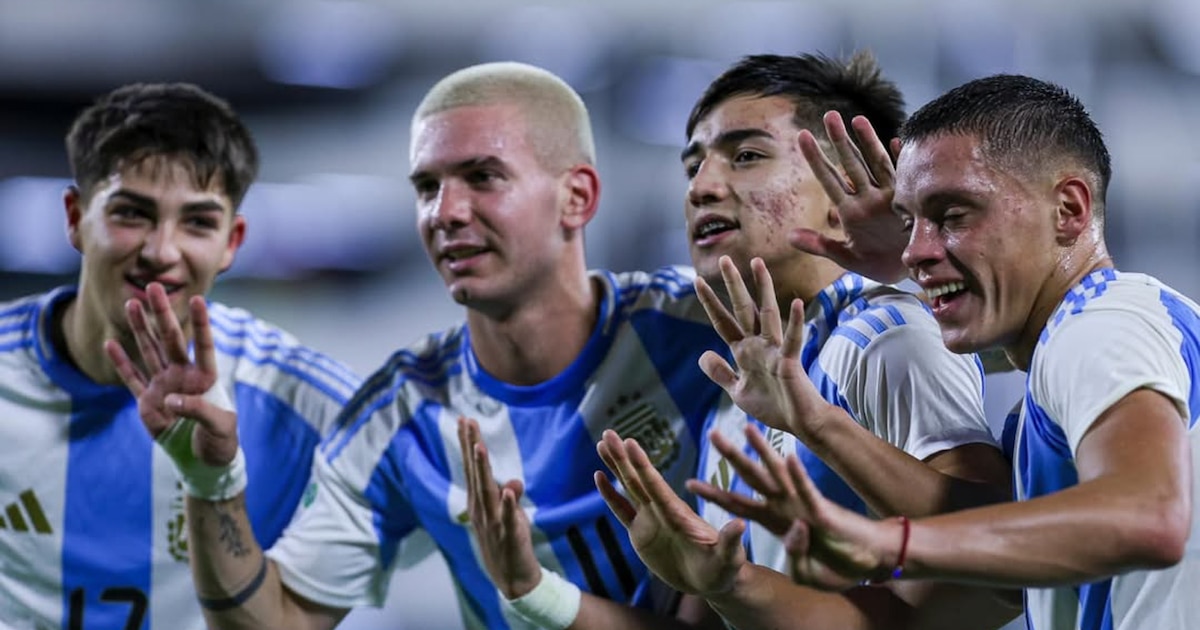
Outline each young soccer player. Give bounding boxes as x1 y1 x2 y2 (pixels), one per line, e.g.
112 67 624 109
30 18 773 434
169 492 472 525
0 83 358 630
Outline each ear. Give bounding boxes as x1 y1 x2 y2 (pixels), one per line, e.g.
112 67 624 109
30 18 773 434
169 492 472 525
63 186 85 252
1054 176 1093 245
560 163 601 231
218 214 247 273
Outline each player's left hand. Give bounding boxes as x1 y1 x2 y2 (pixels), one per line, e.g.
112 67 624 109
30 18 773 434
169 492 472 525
688 424 903 590
695 256 842 443
594 430 747 597
458 417 543 599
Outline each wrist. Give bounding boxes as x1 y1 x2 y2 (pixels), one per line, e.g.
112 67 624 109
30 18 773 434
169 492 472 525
500 566 581 630
867 515 911 584
156 385 247 501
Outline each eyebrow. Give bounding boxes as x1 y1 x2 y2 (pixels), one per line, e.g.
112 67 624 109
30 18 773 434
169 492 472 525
409 155 508 183
680 128 775 163
108 190 228 214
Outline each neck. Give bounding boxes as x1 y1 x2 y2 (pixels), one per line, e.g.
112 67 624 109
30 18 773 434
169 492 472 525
466 269 600 386
58 291 125 386
1006 242 1114 370
773 258 847 325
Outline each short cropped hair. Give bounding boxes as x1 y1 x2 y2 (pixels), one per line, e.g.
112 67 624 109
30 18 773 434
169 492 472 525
686 51 906 149
66 82 259 207
900 74 1112 219
413 61 596 171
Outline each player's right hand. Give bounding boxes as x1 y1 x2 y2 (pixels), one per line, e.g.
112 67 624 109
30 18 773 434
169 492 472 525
104 282 240 468
792 112 909 284
695 255 841 443
595 429 746 597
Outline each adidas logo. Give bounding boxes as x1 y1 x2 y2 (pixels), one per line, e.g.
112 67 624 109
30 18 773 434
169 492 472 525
0 490 52 535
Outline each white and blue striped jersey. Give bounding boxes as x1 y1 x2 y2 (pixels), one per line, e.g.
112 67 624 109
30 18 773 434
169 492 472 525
697 272 996 570
0 287 359 630
267 267 735 629
1011 269 1200 630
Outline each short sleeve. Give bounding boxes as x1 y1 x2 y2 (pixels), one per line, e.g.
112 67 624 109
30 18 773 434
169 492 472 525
840 324 997 461
1032 308 1189 455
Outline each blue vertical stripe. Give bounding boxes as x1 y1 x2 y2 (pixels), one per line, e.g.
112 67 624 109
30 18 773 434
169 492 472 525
63 393 154 630
1159 290 1200 428
234 384 323 547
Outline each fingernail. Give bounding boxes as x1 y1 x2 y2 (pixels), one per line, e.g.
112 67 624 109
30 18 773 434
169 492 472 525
165 395 182 410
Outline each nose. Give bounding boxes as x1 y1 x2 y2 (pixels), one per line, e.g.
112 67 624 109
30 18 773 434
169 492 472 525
686 159 730 208
424 181 472 232
140 223 182 268
900 217 944 272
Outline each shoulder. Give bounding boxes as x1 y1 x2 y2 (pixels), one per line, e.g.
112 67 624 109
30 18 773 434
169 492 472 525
0 292 45 355
604 266 709 324
1036 271 1197 360
824 288 978 380
337 325 466 427
206 301 362 406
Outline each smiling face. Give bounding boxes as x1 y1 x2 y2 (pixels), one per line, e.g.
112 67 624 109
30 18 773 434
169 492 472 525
410 103 575 313
894 133 1060 354
682 95 841 299
66 155 245 341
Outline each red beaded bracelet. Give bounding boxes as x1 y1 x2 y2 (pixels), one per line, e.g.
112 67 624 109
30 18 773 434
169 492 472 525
891 515 911 580
865 515 910 585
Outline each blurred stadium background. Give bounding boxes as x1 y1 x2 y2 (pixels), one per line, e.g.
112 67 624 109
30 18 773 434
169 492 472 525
2 0 1196 627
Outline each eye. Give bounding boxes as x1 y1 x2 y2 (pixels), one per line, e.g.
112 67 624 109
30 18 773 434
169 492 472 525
733 149 764 165
185 215 221 230
465 169 501 188
111 205 149 221
411 177 439 201
683 160 701 180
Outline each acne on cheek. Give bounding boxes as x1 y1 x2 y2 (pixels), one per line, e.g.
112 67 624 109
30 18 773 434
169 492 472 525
746 190 790 231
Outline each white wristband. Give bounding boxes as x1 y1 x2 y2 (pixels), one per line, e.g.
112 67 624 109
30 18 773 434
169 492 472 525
155 385 248 501
500 567 582 630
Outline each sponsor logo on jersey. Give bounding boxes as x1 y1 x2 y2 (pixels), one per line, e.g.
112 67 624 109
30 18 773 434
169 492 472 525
0 489 52 535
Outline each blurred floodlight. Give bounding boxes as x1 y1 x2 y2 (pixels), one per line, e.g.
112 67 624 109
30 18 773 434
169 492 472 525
257 1 402 90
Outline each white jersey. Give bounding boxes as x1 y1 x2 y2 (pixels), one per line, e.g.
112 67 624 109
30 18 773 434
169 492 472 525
268 266 737 629
0 287 359 630
697 272 996 570
1013 269 1200 630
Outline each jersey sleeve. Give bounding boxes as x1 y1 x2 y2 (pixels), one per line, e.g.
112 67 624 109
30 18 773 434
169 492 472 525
1032 307 1190 455
838 322 997 461
266 382 420 609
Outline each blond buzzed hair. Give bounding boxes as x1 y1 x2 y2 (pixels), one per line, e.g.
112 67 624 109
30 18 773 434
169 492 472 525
413 61 597 172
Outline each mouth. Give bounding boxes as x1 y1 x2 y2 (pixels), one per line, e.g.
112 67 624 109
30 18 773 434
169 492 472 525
439 244 490 268
924 280 969 313
125 276 185 296
692 215 739 246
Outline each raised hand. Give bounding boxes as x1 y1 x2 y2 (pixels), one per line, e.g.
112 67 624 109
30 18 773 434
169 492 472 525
594 430 746 597
793 111 908 284
688 425 905 590
695 255 838 441
458 417 542 599
104 282 239 468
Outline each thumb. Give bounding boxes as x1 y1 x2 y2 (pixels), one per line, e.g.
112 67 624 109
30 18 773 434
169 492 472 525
698 351 738 391
716 519 747 566
789 229 852 263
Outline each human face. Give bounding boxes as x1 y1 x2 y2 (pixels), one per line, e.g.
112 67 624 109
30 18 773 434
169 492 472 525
410 104 570 311
894 134 1059 354
683 95 833 291
66 156 246 340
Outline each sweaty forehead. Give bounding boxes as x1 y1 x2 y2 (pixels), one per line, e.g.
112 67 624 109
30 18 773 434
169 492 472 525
894 135 994 205
409 104 531 171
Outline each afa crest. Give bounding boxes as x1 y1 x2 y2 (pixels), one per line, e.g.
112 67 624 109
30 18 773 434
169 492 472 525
608 392 677 470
